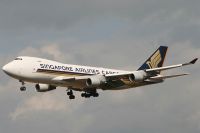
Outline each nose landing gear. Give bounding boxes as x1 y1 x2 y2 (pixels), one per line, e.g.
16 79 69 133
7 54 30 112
20 86 26 91
19 80 26 91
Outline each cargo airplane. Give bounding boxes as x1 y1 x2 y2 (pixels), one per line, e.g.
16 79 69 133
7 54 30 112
2 46 198 99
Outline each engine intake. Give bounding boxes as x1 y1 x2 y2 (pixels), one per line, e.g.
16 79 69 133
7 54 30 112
129 71 147 82
86 75 106 87
35 84 56 92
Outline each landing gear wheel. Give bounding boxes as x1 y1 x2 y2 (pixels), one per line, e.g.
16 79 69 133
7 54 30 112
19 80 26 91
67 90 73 96
67 91 72 95
69 95 75 99
85 94 91 98
20 86 26 91
67 89 75 99
81 91 99 98
81 93 86 97
93 93 99 97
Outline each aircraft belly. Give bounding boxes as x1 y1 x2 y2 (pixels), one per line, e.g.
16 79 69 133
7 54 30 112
52 79 87 90
24 71 163 91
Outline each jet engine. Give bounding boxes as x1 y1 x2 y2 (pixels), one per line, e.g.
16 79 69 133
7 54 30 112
35 84 56 92
129 71 147 82
86 75 106 87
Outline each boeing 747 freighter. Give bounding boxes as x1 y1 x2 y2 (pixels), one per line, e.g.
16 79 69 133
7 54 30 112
2 46 198 99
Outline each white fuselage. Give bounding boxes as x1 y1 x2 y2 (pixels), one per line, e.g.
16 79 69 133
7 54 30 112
3 56 141 90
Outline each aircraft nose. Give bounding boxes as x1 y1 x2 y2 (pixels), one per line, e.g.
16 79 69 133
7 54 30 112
2 63 13 74
2 61 22 77
3 64 9 73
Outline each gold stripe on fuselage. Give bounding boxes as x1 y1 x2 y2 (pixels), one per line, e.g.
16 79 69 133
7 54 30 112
36 69 92 76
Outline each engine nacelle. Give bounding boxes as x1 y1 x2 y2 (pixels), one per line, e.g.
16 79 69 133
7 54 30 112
35 84 56 92
129 71 147 82
86 75 106 87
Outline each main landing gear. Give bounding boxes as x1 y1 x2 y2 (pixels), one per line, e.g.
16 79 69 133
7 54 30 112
66 89 75 99
81 89 99 98
19 80 26 91
81 92 99 98
66 89 99 99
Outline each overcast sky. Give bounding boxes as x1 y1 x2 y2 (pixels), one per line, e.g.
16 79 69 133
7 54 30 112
0 0 200 133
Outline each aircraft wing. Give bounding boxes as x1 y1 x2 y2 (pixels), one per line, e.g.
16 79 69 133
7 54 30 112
105 58 198 80
52 58 197 87
145 58 198 73
52 75 126 90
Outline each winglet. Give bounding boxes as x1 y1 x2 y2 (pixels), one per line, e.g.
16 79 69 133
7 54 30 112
183 58 198 66
190 58 198 64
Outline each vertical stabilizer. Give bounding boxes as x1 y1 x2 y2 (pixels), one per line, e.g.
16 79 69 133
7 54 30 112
138 46 168 72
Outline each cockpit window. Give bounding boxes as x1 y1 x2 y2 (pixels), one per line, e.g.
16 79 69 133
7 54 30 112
14 57 23 60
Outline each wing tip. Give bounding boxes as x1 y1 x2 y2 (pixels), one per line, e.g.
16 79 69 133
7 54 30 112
190 58 198 64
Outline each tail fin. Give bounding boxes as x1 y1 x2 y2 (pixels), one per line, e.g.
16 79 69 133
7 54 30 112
138 46 168 72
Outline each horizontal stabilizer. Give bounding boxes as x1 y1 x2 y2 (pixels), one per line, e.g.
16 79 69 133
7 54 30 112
150 73 189 80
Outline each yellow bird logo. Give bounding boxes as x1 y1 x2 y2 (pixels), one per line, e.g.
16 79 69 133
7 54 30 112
146 50 161 68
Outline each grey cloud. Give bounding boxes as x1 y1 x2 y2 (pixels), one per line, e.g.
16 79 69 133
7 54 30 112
1 0 200 51
1 0 200 31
